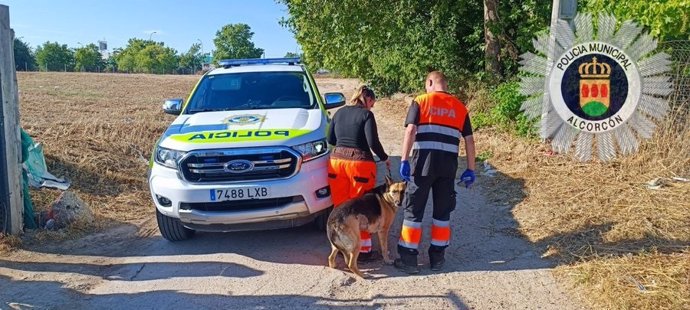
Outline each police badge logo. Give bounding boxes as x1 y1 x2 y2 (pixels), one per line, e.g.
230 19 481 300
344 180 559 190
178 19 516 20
224 114 266 126
519 13 673 161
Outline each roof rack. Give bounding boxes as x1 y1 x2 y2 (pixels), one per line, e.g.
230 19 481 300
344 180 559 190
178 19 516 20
218 57 301 68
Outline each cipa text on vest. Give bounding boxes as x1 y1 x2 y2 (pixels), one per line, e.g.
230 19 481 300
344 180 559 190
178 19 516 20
430 107 457 118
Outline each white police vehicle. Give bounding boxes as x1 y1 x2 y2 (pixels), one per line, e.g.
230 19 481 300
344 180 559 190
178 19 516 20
148 58 345 241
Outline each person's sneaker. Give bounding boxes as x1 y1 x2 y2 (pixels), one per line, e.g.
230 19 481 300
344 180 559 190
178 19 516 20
357 251 382 263
393 258 420 274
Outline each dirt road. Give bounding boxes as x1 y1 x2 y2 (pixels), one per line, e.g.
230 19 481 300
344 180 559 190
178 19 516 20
0 79 584 309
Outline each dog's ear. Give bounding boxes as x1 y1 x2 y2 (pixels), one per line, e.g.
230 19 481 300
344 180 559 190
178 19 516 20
385 175 393 186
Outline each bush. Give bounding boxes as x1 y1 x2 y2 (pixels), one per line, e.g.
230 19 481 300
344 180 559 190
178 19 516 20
515 114 538 138
490 82 524 123
492 82 537 137
468 81 537 137
470 112 492 130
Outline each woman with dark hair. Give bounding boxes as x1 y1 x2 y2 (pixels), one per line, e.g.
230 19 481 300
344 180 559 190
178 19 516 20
327 85 390 262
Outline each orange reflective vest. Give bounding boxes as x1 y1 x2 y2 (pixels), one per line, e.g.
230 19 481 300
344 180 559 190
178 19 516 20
413 92 468 155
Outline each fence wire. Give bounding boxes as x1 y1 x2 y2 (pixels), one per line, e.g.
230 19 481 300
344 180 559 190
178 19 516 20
659 41 690 107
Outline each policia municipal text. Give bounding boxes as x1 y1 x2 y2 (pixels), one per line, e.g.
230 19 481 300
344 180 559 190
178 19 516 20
396 71 476 273
327 86 390 262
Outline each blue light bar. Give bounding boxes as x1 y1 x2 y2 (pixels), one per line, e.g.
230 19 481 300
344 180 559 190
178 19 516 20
219 57 301 68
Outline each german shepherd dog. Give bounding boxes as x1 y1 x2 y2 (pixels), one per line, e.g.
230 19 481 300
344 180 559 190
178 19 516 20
326 176 406 278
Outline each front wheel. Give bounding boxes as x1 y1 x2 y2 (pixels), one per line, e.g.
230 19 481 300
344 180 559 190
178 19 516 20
156 209 195 241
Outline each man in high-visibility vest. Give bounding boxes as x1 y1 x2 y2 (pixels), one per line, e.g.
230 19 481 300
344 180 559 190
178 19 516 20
395 71 476 274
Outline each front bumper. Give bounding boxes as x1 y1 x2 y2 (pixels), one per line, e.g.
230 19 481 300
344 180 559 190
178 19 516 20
148 154 332 231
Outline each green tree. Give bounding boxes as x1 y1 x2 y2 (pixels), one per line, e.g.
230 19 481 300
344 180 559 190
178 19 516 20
281 0 484 94
282 0 684 94
115 38 179 73
583 0 689 41
284 51 301 58
494 0 551 75
149 45 179 74
14 37 36 71
213 23 264 62
179 43 202 73
115 39 148 72
35 41 75 72
135 44 178 74
74 43 105 72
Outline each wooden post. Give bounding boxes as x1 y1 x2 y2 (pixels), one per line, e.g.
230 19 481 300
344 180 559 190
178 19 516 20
0 4 24 234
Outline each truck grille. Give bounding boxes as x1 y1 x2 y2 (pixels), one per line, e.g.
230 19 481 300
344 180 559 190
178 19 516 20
179 147 301 183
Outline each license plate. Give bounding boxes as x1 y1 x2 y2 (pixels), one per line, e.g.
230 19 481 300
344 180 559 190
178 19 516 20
210 187 270 201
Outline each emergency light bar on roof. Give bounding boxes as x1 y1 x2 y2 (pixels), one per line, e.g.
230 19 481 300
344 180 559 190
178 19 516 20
218 57 301 68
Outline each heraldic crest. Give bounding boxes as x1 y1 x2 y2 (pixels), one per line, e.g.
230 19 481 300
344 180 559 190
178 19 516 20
519 13 673 161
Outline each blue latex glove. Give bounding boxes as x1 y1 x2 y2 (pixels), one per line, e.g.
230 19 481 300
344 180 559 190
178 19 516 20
400 160 411 182
460 169 475 188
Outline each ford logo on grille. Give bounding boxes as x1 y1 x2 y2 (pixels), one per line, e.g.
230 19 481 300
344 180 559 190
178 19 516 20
224 160 254 173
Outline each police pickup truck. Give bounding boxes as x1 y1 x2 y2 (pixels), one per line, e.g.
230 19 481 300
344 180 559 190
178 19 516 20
148 58 345 241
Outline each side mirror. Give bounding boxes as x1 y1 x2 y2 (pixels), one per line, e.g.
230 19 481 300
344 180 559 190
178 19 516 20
323 92 346 110
163 98 183 115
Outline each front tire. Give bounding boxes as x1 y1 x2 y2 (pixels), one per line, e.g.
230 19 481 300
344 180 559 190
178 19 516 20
156 209 195 241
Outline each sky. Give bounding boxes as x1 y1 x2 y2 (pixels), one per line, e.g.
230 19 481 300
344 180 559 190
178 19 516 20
0 0 300 57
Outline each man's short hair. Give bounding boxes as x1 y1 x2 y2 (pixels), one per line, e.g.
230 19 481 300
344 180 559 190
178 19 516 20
427 71 447 84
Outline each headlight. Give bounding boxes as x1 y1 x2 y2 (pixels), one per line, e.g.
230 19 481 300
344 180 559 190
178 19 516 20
154 146 186 169
292 139 328 161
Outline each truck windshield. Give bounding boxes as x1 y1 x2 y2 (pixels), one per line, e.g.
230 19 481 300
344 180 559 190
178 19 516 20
184 71 317 113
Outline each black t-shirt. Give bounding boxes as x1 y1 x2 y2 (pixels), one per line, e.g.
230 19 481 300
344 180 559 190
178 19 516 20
405 96 472 177
328 105 388 161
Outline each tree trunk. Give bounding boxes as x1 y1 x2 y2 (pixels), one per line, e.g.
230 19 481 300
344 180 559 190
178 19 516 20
484 0 501 78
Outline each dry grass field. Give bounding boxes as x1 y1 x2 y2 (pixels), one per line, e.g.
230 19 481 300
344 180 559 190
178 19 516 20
6 72 690 309
472 117 690 307
18 72 198 230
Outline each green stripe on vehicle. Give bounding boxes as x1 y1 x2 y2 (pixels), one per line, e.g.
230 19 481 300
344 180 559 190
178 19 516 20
169 129 312 143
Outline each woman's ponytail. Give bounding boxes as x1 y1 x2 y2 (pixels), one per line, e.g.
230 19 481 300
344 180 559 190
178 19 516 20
348 85 376 107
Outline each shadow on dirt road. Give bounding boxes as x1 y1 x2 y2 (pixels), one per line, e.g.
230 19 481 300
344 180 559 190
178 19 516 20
1 152 579 309
2 274 473 309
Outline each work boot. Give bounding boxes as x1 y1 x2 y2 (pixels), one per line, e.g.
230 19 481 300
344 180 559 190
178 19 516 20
357 250 382 263
428 246 446 271
394 246 420 274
